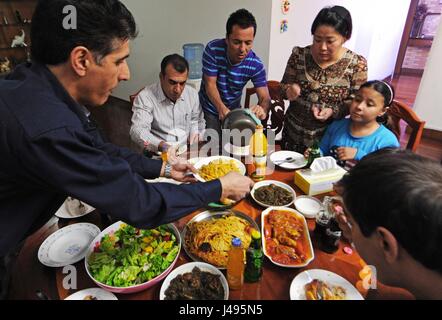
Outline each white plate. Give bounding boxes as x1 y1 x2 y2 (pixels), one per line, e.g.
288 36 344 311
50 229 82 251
64 288 118 300
160 262 229 300
270 151 307 170
223 143 250 157
294 196 323 219
261 207 314 268
38 223 100 267
55 197 95 219
193 156 246 182
251 180 296 208
290 269 364 300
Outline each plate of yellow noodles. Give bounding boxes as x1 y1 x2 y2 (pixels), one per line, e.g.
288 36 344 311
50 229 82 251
193 156 246 183
182 210 259 269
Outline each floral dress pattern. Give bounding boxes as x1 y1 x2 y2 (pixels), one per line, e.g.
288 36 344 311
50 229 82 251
280 46 367 153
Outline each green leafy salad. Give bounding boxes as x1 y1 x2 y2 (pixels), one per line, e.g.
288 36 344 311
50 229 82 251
87 223 179 287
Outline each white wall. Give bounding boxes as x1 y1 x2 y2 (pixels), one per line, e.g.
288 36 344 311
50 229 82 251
115 1 411 103
414 20 442 131
348 0 410 81
267 0 410 82
114 0 272 101
268 0 341 81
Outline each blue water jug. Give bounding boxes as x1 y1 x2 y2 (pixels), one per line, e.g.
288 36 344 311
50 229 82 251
183 43 204 80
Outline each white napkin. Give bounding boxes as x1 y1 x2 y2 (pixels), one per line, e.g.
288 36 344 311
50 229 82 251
310 156 339 173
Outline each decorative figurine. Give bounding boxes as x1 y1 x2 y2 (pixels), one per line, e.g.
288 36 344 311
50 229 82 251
0 57 11 74
15 10 23 24
280 19 288 33
11 29 27 48
281 0 291 15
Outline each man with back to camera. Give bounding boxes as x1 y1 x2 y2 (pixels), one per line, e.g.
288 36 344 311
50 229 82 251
199 8 271 138
336 148 442 299
130 54 206 155
0 0 254 299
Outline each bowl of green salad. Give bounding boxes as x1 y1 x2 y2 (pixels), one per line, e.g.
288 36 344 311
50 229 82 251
85 221 181 294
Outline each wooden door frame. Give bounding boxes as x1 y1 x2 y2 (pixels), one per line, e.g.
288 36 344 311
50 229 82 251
394 0 420 77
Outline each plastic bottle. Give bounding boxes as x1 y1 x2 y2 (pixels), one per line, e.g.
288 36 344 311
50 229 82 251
160 143 169 162
249 124 268 181
227 237 245 290
244 229 264 283
183 43 204 80
306 139 321 168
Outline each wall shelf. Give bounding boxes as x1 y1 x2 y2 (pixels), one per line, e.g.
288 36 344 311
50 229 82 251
0 46 27 50
0 23 31 26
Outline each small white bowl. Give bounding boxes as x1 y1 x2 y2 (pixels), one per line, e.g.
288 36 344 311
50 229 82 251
294 196 323 219
160 262 229 300
251 180 296 208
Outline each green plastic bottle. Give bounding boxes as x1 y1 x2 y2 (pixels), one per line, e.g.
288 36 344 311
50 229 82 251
306 139 321 168
244 229 264 283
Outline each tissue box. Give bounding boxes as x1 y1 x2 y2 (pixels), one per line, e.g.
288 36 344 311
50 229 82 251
294 167 347 196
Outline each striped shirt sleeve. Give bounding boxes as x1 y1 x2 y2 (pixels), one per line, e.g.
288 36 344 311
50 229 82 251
251 59 267 88
202 42 219 77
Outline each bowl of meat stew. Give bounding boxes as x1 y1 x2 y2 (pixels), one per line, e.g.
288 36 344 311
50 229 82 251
159 262 229 300
251 180 296 208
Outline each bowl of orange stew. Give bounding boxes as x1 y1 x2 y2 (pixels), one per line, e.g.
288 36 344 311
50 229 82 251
261 207 314 268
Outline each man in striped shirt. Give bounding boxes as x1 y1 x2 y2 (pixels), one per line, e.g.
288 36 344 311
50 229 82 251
199 9 271 136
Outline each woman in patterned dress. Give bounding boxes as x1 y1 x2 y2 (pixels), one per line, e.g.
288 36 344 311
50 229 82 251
280 6 368 153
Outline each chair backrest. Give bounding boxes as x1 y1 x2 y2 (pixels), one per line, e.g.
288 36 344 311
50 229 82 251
387 99 425 152
244 80 286 141
129 88 143 105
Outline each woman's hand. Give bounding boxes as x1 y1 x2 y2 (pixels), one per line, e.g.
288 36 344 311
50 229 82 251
336 147 357 161
250 105 268 120
286 83 301 101
312 105 333 121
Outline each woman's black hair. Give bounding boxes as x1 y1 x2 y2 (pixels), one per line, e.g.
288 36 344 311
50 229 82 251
311 5 352 39
31 0 137 65
341 148 442 274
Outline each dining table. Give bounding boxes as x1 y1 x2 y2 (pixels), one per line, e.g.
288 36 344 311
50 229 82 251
6 147 415 301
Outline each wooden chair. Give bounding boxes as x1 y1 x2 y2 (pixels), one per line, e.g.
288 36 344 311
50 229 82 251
387 99 425 152
129 88 143 105
244 80 286 143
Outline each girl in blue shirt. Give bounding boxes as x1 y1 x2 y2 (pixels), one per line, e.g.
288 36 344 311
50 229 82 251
319 80 399 162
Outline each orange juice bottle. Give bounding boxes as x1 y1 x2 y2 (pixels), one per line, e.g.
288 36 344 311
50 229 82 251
160 144 169 162
249 125 267 181
227 237 245 290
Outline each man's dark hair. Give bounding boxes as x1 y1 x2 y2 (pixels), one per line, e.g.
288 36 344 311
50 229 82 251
311 5 352 39
341 148 442 273
160 54 189 75
226 8 257 37
31 0 137 65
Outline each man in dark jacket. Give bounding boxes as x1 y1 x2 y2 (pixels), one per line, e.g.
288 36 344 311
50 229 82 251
0 0 253 298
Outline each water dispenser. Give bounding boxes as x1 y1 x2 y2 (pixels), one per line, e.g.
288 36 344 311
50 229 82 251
183 43 204 80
